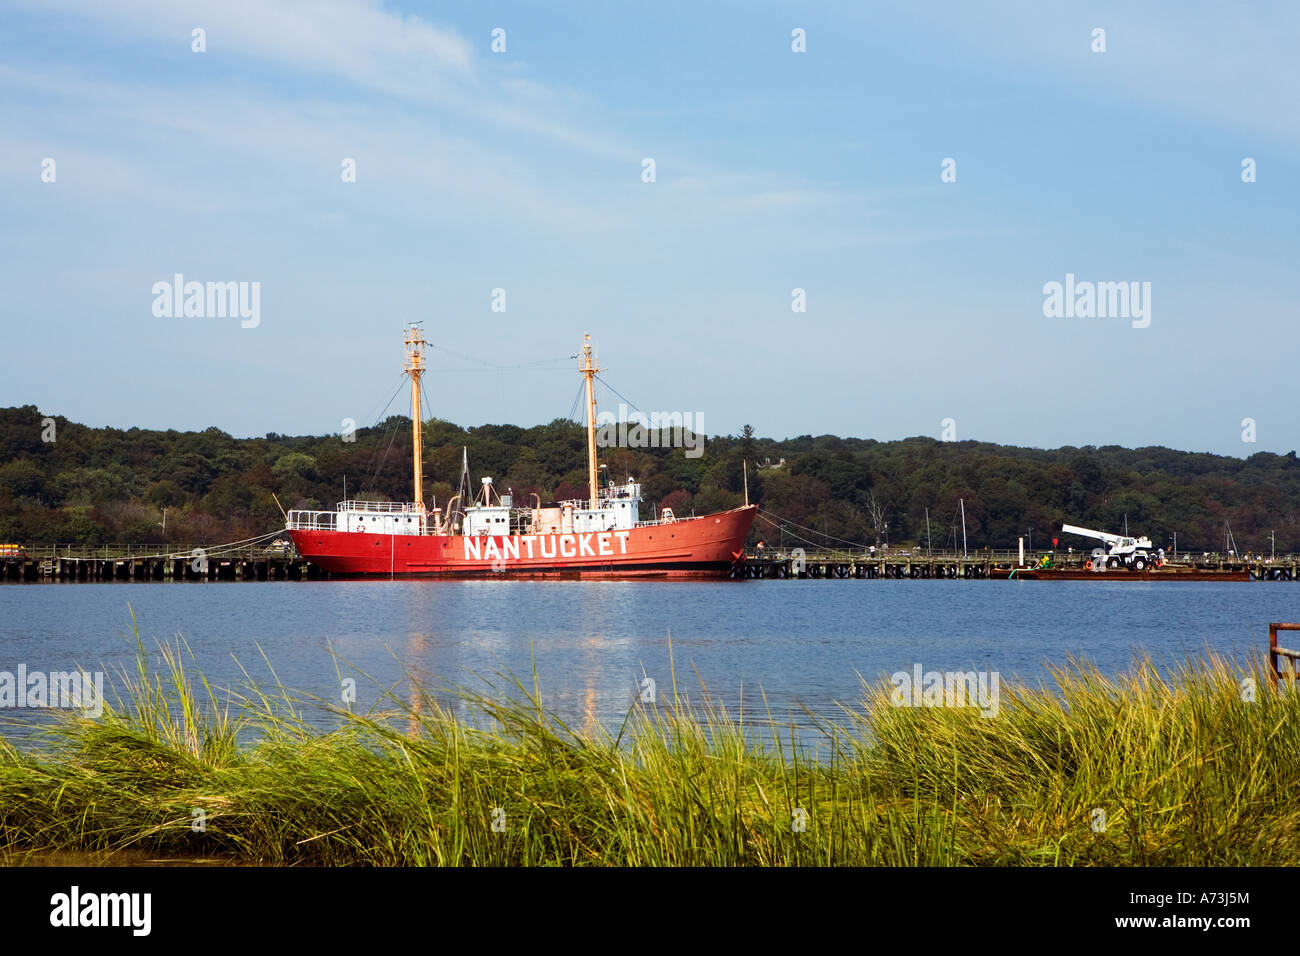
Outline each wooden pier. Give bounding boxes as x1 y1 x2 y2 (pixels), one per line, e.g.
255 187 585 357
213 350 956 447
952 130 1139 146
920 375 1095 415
3 543 1297 583
0 543 329 583
736 548 1300 581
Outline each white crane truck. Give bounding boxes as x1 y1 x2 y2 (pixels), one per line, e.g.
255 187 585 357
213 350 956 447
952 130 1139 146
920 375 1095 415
1060 523 1164 571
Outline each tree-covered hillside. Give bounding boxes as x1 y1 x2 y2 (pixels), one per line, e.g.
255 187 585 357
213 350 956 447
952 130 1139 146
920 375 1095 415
1 405 1296 553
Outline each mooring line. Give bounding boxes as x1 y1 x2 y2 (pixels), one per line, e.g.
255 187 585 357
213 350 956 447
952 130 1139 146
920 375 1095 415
755 508 874 551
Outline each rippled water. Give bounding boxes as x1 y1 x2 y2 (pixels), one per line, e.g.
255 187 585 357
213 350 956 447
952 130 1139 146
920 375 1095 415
1 579 1295 743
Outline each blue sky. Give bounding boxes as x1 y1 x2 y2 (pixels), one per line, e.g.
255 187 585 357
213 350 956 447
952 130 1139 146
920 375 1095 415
1 1 1296 456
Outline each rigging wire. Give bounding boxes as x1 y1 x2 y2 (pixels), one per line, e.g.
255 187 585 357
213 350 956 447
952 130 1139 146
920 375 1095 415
426 341 573 371
350 375 410 499
189 528 287 557
360 410 403 498
419 379 435 431
565 380 586 424
594 375 643 414
363 375 409 431
113 528 286 563
420 366 572 373
418 377 439 497
349 342 653 497
755 507 875 550
754 512 851 552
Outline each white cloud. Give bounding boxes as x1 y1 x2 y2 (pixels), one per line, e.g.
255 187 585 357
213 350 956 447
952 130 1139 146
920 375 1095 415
0 62 629 232
19 0 473 91
12 0 647 162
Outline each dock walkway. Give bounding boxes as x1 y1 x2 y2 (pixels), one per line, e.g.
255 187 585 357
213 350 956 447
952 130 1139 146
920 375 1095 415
737 548 1297 580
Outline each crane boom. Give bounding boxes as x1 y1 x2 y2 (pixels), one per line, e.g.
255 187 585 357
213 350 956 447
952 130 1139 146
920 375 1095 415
1060 521 1160 572
1060 523 1124 546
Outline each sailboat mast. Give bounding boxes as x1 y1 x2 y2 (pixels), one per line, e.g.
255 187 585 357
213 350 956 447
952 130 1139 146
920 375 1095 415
405 324 426 511
959 498 968 558
580 333 601 508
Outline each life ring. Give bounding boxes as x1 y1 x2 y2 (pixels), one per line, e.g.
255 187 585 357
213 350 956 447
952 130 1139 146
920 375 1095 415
1084 560 1092 570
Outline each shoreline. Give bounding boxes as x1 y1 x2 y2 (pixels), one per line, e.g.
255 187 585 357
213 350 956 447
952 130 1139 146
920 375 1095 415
2 633 1296 867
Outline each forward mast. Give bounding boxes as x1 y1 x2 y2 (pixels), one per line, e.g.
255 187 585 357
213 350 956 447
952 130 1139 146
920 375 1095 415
581 332 600 510
406 323 426 512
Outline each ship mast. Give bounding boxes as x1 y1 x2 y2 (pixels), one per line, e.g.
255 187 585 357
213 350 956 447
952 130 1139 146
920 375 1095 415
405 324 426 511
580 332 601 508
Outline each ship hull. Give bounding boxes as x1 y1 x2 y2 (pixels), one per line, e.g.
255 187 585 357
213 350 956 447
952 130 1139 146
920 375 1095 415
288 505 757 578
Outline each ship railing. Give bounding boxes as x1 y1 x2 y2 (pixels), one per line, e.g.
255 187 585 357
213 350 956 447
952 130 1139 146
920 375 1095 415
599 488 640 501
287 510 338 531
556 495 641 511
637 515 700 527
744 547 1078 563
8 542 298 560
334 500 422 514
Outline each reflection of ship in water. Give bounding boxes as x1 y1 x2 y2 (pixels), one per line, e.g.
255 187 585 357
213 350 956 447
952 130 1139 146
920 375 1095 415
404 630 430 739
398 632 612 740
288 327 755 578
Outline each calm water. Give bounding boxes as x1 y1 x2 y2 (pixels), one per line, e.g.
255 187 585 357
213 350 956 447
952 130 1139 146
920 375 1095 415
1 580 1296 740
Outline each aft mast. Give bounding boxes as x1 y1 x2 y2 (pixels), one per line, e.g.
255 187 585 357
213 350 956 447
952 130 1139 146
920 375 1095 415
580 333 601 508
405 324 426 512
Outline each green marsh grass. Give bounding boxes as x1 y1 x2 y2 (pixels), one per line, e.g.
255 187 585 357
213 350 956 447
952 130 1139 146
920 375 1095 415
1 622 1297 866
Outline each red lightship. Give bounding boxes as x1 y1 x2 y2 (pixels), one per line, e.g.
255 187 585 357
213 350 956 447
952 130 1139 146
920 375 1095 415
286 328 755 578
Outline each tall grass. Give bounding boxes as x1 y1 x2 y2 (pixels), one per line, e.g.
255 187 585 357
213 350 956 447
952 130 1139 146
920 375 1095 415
1 622 1297 866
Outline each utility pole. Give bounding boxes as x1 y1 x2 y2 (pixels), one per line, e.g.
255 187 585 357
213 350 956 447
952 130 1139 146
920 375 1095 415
925 507 932 554
1269 529 1276 560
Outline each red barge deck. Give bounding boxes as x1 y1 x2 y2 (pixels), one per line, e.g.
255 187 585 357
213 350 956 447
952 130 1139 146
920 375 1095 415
1012 568 1250 582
